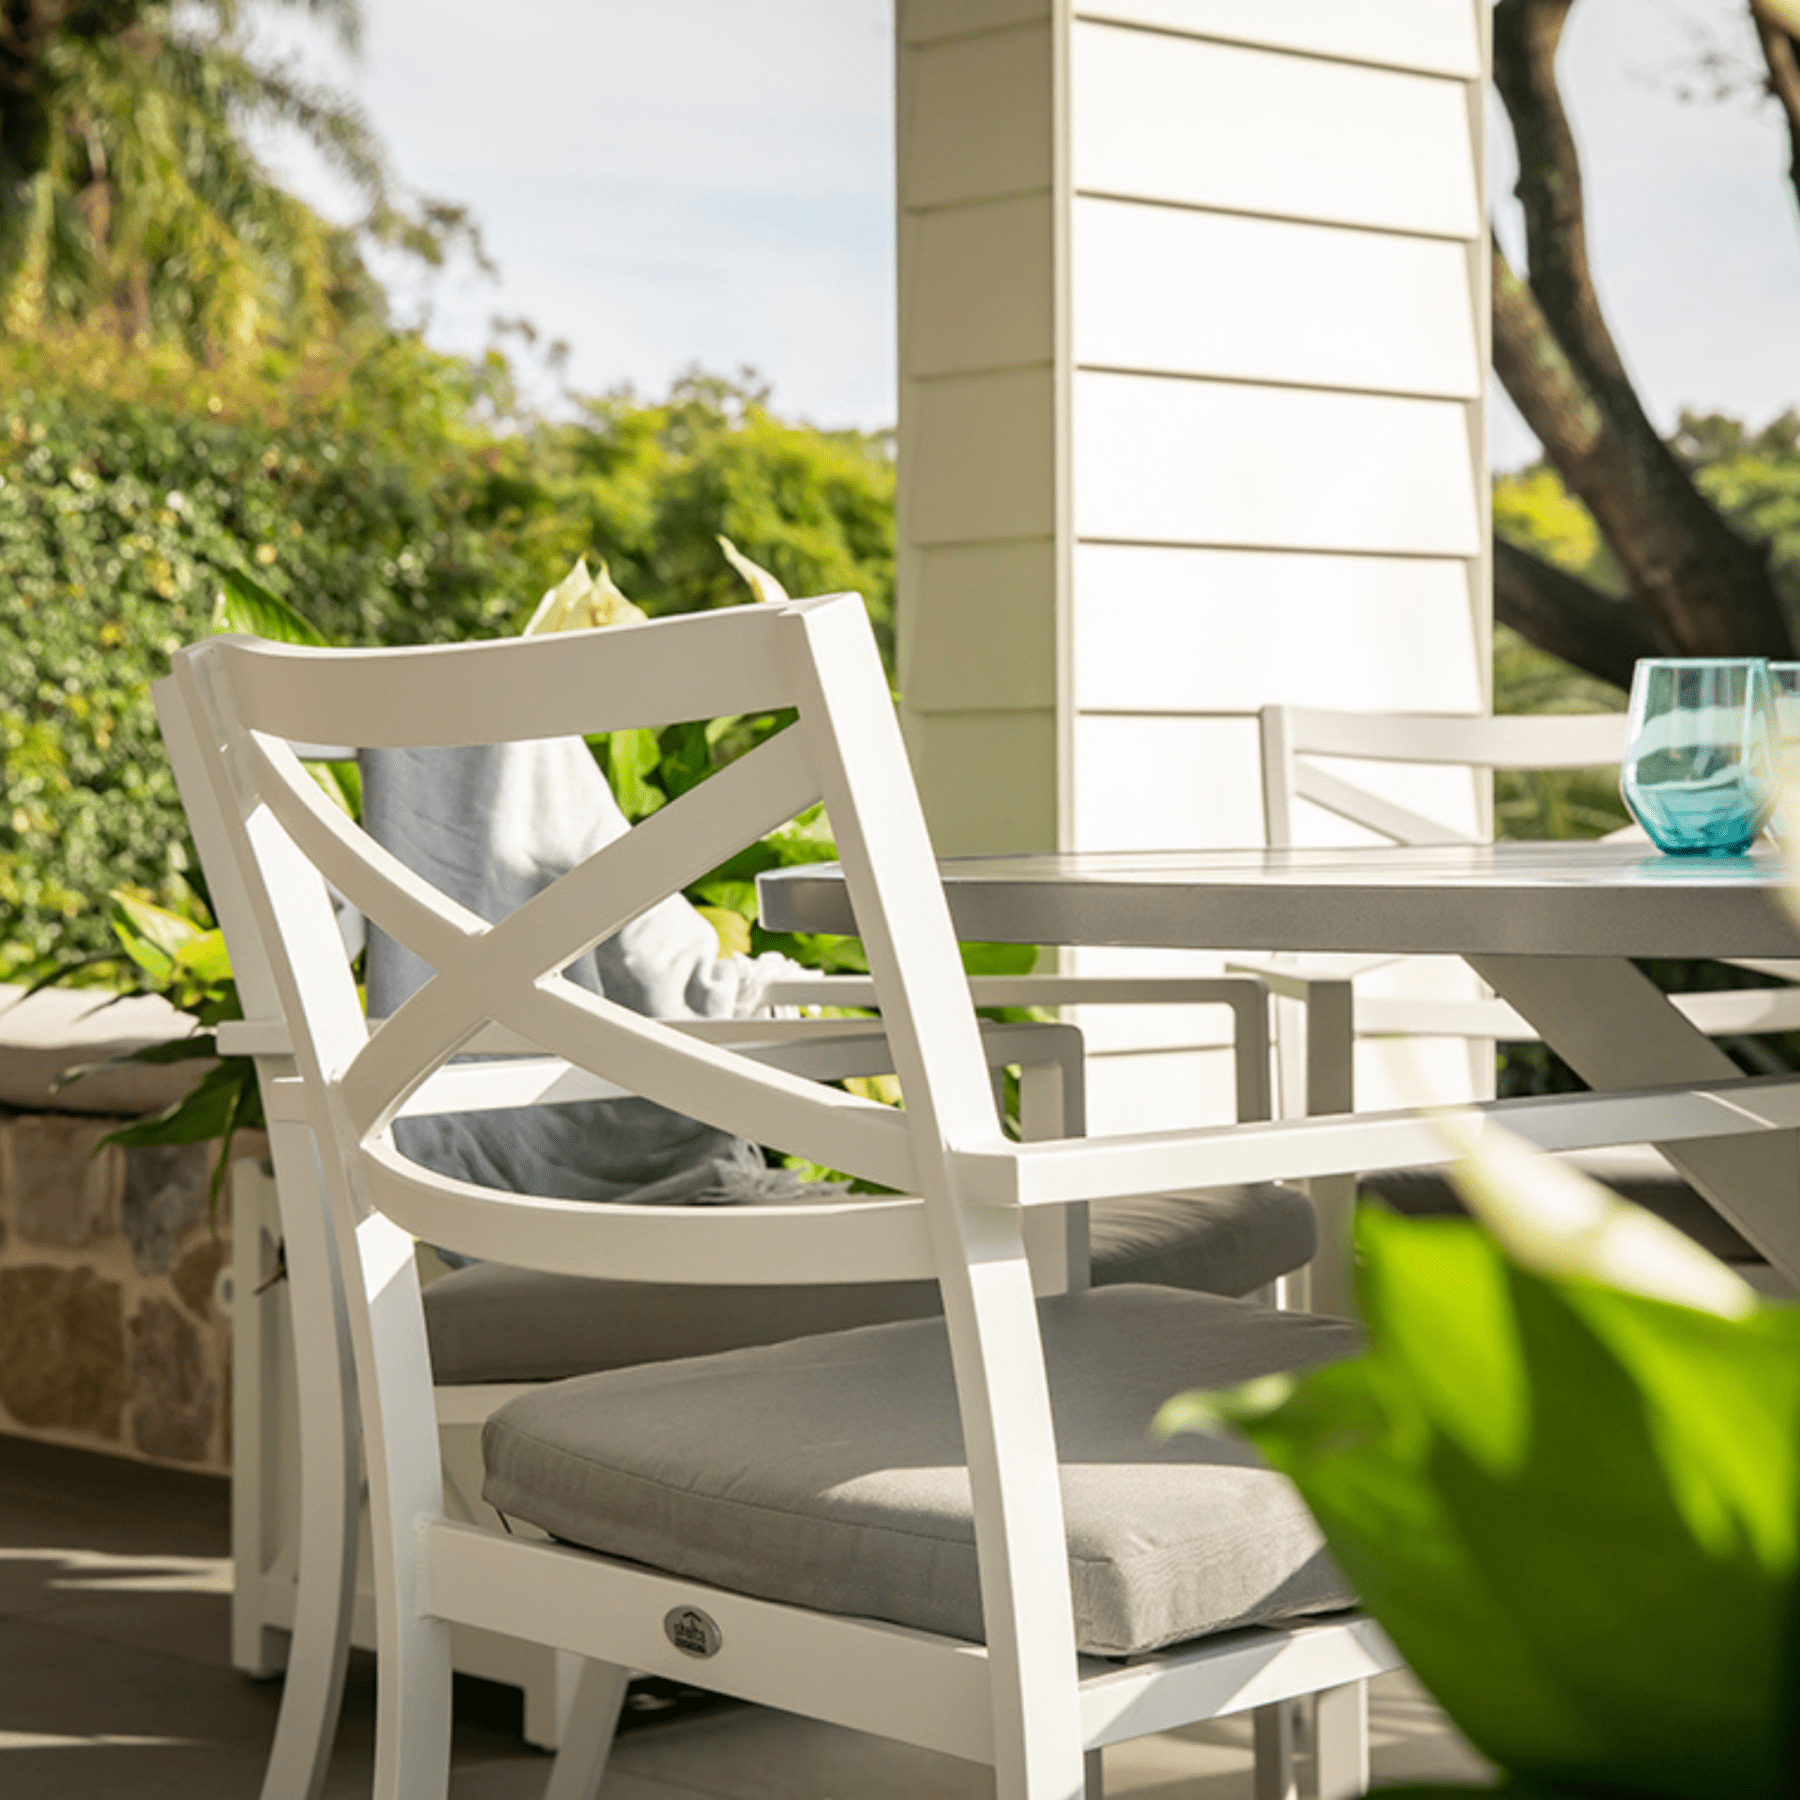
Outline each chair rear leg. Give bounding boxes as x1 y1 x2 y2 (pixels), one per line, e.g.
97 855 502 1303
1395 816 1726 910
542 1660 630 1800
1312 1681 1369 1799
1254 1700 1298 1800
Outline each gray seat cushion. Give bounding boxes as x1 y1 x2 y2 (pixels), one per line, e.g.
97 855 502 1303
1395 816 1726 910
425 1182 1316 1383
1359 1144 1760 1263
482 1283 1358 1658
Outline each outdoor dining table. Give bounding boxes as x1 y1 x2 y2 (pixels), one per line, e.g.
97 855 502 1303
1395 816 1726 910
758 840 1800 1294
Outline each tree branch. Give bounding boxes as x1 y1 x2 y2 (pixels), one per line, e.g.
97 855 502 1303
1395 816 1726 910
1493 537 1660 691
1754 6 1800 223
1492 0 1792 658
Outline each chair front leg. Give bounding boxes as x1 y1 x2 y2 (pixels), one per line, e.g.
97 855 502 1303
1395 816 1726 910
1312 1681 1370 1799
255 1127 362 1800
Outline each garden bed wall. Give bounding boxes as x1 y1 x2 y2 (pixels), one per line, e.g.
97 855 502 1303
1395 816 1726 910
0 983 248 1476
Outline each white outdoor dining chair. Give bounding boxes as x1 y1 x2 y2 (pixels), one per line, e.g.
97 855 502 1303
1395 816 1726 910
161 594 1399 1800
1256 702 1800 1298
161 709 1315 1799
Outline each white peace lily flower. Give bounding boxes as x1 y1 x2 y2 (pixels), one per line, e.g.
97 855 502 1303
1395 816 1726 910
522 557 647 635
717 534 789 604
1437 1116 1759 1320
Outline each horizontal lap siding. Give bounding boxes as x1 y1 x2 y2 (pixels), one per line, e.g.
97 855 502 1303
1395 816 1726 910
1071 714 1265 850
1072 547 1483 714
1071 24 1481 236
1073 373 1482 555
1074 1 1482 78
905 196 1054 380
908 710 1059 854
907 369 1057 546
1072 200 1481 398
903 0 1051 48
1060 5 1486 1119
898 14 1060 858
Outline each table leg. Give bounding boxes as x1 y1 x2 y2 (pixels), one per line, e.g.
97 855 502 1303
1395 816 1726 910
1469 954 1800 1284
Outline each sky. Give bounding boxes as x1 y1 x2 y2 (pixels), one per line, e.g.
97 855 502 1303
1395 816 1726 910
259 0 1800 464
257 0 896 428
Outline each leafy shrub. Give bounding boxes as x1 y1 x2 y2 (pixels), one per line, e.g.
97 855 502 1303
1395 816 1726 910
0 344 894 978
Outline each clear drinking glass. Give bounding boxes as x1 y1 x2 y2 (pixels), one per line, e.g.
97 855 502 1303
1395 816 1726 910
1768 662 1800 756
1620 657 1776 855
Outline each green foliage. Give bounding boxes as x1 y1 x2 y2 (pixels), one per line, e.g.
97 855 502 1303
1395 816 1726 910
0 0 478 358
0 352 894 978
1164 1205 1800 1800
0 345 525 976
1489 465 1631 844
1492 463 1623 598
475 369 896 660
74 887 260 1216
1679 410 1800 619
1489 426 1800 1095
1490 626 1629 844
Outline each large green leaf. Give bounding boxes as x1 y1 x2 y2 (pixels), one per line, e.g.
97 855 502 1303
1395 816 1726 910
102 1058 252 1149
602 727 666 821
210 565 331 646
108 892 202 984
101 1057 264 1218
1177 1206 1800 1799
655 718 716 801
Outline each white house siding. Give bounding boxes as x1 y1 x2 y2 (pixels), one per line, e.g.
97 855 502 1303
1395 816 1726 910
897 1 1492 1129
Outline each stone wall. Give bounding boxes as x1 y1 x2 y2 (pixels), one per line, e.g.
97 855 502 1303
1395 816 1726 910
0 982 245 1476
0 1115 253 1474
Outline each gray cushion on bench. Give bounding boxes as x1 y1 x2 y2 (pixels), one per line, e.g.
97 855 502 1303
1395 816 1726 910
425 1181 1316 1383
482 1283 1357 1658
1360 1144 1760 1263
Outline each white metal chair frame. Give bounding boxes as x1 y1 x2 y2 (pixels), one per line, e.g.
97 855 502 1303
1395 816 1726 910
163 739 1292 1793
160 595 1393 1800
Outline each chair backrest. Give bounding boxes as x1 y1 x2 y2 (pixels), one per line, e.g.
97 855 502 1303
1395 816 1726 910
160 595 1012 1295
1260 704 1628 847
159 594 1103 1782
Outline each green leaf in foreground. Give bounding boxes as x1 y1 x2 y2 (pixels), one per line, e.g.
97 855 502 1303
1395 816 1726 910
1164 1204 1800 1799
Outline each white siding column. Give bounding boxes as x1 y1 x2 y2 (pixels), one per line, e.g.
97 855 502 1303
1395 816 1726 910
897 1 1492 1128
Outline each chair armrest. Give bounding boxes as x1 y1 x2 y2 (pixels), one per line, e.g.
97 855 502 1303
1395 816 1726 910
238 1014 1090 1138
1217 964 1354 1120
958 1069 1800 1209
761 973 1272 1123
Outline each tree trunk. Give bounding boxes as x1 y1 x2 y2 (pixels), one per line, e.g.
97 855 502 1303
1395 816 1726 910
1492 0 1793 666
1754 6 1800 224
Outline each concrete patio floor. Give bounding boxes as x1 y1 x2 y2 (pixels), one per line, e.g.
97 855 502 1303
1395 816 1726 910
0 1433 1493 1798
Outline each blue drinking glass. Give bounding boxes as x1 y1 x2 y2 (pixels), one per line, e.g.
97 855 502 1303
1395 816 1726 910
1621 657 1776 855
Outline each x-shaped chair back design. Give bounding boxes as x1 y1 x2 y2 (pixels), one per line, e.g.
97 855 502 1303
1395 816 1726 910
182 596 998 1236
